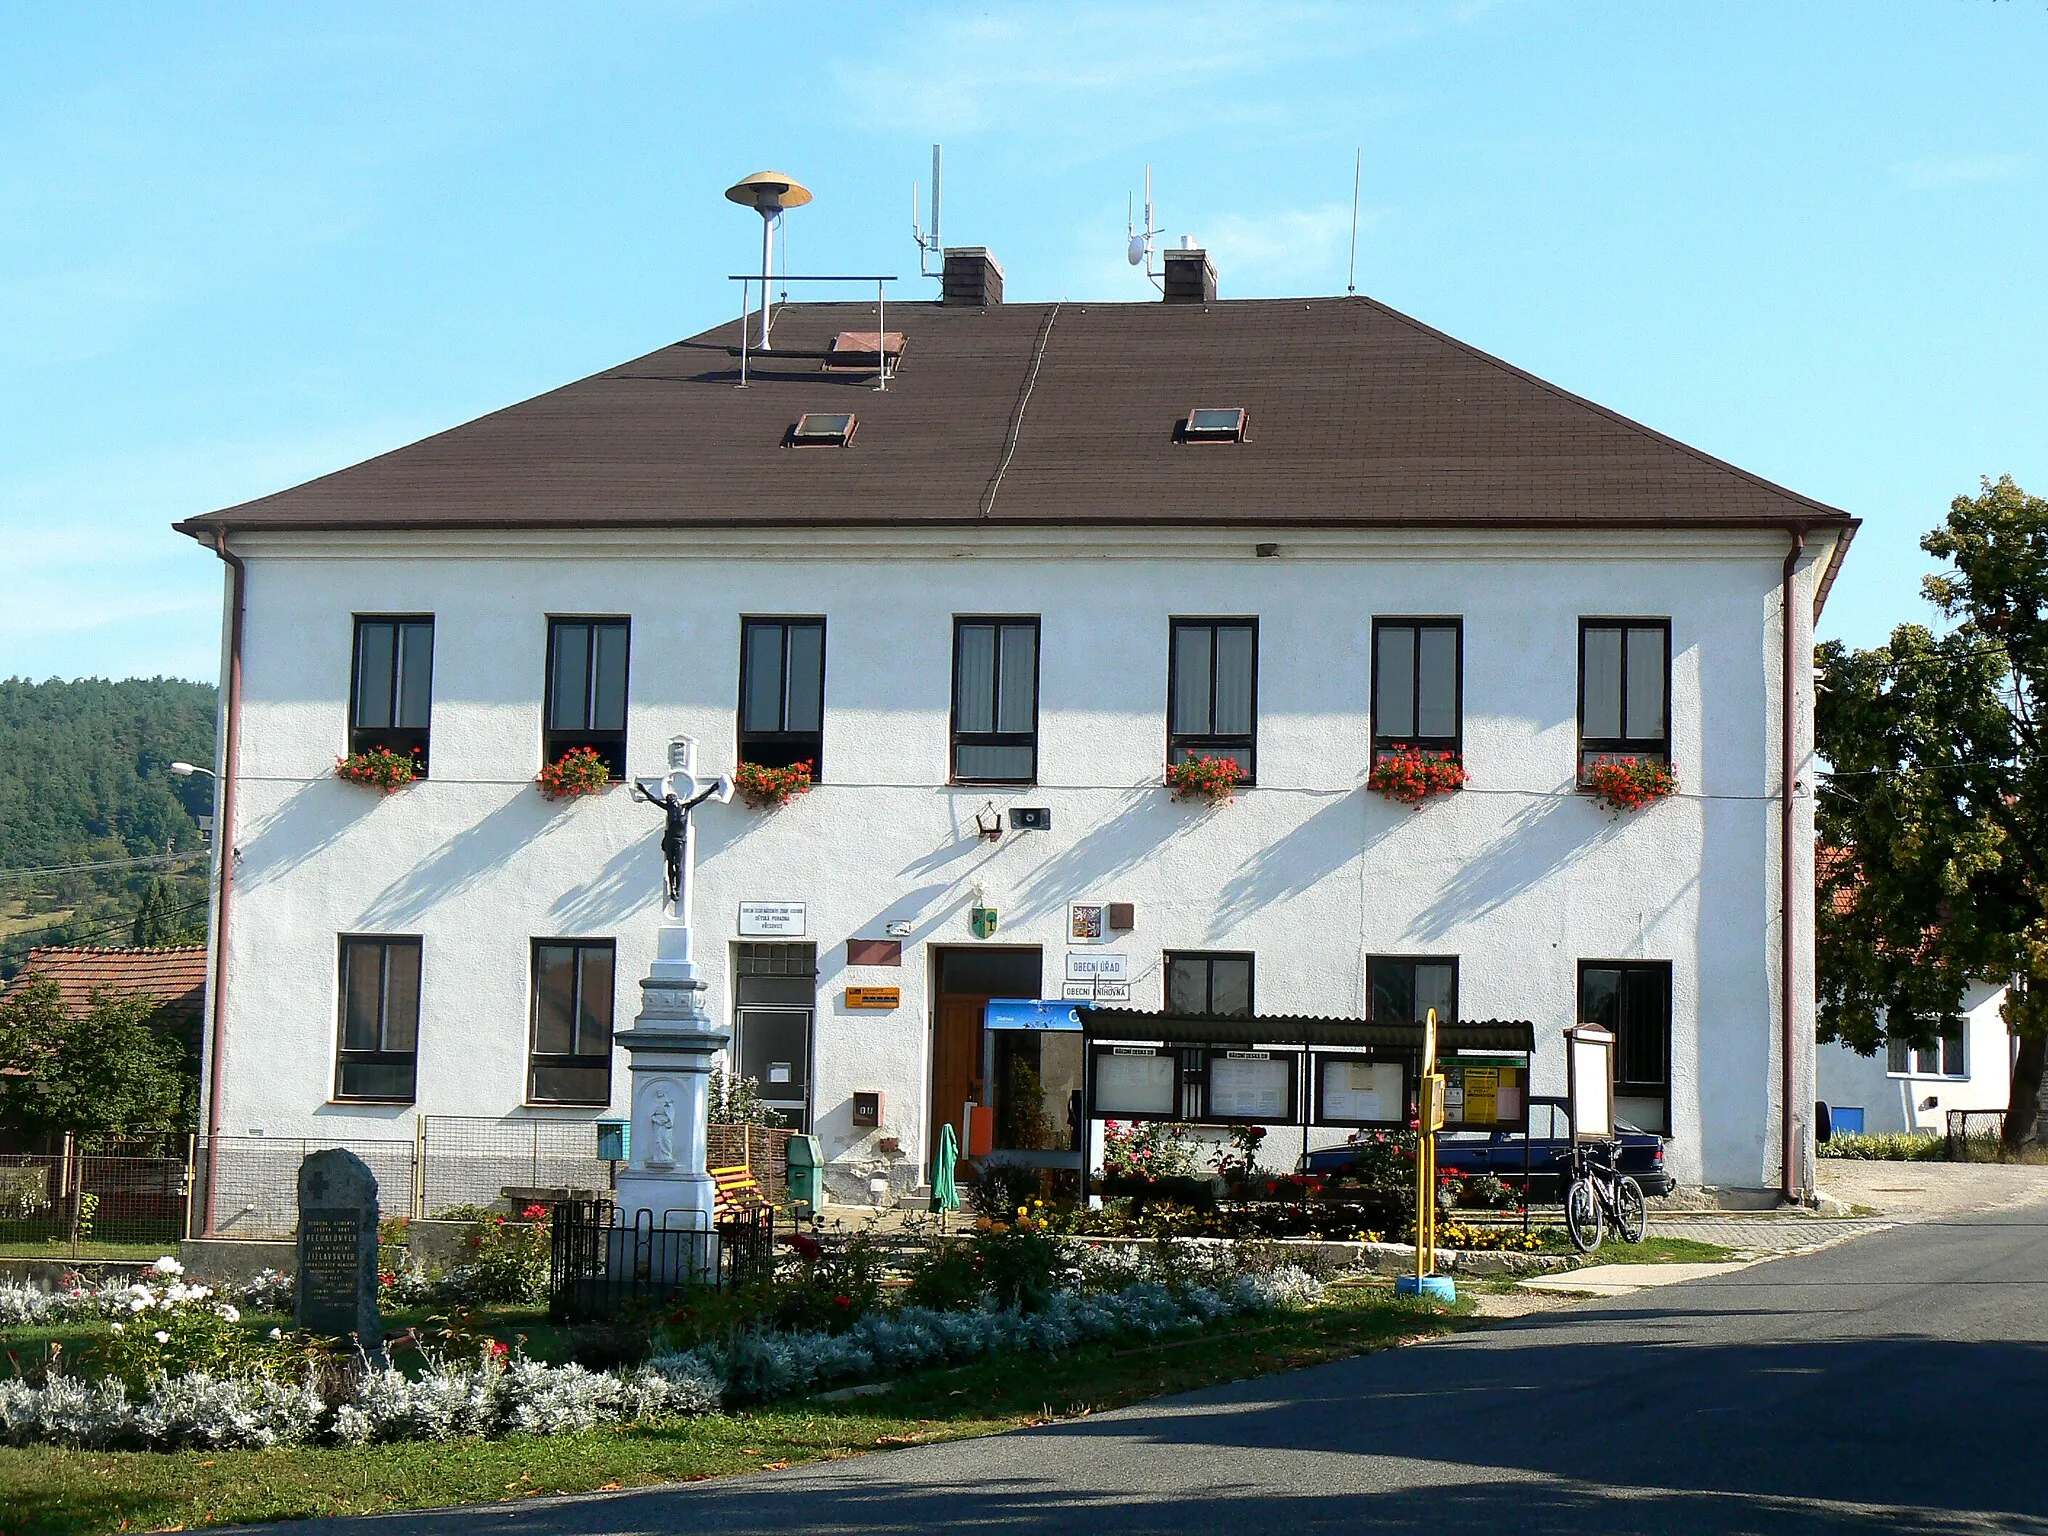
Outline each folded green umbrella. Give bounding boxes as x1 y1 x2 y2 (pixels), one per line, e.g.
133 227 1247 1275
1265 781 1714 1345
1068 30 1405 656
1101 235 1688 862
930 1122 961 1215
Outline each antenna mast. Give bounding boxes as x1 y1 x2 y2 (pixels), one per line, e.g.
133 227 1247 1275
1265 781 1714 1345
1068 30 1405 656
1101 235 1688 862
1347 148 1362 297
1125 164 1163 292
913 143 943 278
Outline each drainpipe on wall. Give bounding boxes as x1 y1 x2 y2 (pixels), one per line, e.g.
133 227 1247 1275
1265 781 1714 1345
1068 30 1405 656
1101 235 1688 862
1782 527 1806 1203
201 531 246 1236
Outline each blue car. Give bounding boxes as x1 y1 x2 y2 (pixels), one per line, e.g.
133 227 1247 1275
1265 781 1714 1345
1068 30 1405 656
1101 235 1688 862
1305 1125 1674 1199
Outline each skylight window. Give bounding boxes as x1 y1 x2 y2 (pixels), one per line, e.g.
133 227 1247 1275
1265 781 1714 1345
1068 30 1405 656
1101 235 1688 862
790 412 858 447
1183 408 1248 443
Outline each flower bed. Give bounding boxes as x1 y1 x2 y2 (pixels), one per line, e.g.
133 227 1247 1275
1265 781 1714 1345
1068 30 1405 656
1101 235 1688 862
1164 754 1245 805
0 1258 1316 1452
1584 756 1678 811
335 746 420 793
733 759 813 809
1366 747 1468 805
537 746 613 800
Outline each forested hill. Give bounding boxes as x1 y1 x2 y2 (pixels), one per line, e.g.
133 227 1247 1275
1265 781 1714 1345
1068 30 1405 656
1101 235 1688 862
0 677 218 973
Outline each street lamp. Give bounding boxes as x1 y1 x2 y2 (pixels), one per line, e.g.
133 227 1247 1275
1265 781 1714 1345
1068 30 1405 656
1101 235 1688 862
170 762 216 779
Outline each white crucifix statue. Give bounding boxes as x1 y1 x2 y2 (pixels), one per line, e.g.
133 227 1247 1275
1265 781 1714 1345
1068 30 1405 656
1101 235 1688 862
610 736 735 1279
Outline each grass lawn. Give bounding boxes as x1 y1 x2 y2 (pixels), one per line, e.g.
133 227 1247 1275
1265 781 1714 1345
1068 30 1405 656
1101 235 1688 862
1577 1235 1732 1264
0 1283 1456 1536
0 1242 179 1264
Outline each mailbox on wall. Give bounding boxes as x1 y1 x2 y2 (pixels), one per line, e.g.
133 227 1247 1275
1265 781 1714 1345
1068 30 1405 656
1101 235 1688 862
851 1090 883 1128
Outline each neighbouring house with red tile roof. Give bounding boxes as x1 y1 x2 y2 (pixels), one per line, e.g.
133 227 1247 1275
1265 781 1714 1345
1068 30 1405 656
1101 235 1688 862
3 946 207 1051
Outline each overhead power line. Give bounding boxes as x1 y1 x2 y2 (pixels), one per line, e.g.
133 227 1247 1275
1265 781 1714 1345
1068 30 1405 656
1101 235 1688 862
0 851 209 885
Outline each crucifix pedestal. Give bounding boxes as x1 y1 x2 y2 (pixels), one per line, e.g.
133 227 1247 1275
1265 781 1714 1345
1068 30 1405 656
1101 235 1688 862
610 735 734 1284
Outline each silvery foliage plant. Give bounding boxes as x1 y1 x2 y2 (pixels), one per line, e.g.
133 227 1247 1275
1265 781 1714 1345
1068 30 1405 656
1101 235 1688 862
0 1269 1317 1450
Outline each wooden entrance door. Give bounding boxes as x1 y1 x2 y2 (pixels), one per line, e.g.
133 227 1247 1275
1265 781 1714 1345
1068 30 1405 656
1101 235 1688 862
931 996 985 1177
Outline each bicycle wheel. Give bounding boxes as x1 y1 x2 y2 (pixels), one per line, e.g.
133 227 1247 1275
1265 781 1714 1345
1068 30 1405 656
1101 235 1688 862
1614 1175 1648 1243
1565 1177 1604 1252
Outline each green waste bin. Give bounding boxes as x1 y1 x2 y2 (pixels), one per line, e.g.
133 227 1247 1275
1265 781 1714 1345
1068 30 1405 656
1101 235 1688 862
786 1134 825 1218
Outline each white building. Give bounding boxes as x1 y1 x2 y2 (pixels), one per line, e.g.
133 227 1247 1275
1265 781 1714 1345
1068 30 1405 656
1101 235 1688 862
178 247 1856 1215
1817 982 2012 1137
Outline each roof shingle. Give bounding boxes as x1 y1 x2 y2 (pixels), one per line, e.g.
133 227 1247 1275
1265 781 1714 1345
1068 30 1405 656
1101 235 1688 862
174 294 1856 542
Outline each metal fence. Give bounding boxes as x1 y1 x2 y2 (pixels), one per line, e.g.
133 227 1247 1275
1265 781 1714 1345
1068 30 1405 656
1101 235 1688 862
548 1199 776 1322
1946 1110 2010 1162
195 1135 417 1240
188 1120 794 1239
0 1137 193 1250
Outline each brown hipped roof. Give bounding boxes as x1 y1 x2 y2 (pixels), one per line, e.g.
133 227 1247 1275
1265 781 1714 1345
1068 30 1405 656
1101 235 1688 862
5 946 207 1023
175 293 1855 591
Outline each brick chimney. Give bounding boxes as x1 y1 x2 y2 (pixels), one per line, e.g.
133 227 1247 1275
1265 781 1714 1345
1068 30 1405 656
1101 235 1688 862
942 248 1004 306
1163 246 1217 303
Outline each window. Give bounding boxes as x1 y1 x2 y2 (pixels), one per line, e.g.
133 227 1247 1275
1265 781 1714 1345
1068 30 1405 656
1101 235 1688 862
1888 1030 1966 1077
1165 952 1254 1017
734 943 817 1130
738 619 826 774
545 619 629 778
1169 619 1258 780
1182 407 1248 443
1372 618 1461 762
335 937 421 1102
529 940 616 1104
951 618 1039 783
1368 957 1458 1025
350 617 434 773
1580 619 1670 778
1579 961 1672 1134
790 412 857 446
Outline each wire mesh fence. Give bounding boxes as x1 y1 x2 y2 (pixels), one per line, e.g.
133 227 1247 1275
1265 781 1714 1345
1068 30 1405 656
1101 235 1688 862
0 1140 193 1250
195 1136 416 1240
186 1120 795 1238
1946 1109 2010 1162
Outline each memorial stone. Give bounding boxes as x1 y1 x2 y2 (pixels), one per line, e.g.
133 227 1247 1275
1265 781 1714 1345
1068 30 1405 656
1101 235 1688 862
294 1147 382 1354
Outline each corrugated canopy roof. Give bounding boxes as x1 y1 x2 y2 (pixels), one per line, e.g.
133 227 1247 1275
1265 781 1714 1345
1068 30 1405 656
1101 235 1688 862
1080 1010 1536 1052
175 295 1856 546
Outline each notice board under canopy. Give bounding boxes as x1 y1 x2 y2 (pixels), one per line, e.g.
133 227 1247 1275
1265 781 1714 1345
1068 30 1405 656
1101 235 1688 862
1076 1009 1537 1135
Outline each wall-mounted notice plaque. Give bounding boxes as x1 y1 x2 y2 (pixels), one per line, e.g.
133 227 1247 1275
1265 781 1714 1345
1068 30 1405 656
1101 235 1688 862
1313 1052 1408 1128
1203 1050 1296 1123
1089 1045 1179 1119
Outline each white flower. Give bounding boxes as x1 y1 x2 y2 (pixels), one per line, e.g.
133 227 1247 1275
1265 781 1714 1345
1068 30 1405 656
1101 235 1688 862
109 1321 124 1334
268 1326 283 1340
129 1298 150 1313
151 1256 184 1276
152 1330 170 1344
218 1305 240 1324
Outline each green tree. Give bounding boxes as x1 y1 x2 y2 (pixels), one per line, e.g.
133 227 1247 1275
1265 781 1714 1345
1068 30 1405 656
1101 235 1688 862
0 977 195 1141
130 876 203 946
1817 476 2048 1151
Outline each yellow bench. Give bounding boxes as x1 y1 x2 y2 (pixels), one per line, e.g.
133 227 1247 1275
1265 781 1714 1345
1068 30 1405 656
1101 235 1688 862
710 1164 766 1215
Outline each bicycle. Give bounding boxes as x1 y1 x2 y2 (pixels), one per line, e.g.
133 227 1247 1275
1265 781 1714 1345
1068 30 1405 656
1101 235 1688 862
1563 1139 1647 1252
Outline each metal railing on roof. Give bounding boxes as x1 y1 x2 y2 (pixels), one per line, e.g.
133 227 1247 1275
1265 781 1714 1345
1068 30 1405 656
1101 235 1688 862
729 274 900 391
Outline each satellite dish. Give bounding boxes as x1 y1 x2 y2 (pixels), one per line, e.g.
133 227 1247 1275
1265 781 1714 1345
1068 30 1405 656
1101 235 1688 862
1127 233 1146 266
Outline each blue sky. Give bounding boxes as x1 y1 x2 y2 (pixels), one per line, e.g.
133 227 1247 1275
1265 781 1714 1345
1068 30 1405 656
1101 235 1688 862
2 2 2043 682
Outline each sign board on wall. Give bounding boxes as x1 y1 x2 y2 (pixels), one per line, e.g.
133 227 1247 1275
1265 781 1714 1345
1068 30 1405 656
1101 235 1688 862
985 998 1084 1031
738 901 806 937
1440 1056 1530 1133
843 987 901 1010
1061 980 1131 1002
1068 904 1111 944
1065 952 1128 981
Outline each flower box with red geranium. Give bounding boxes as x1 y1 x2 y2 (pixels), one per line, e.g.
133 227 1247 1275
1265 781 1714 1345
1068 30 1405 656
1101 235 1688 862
1366 747 1468 806
537 746 613 800
1164 754 1245 805
335 746 420 794
733 759 813 809
1584 755 1678 812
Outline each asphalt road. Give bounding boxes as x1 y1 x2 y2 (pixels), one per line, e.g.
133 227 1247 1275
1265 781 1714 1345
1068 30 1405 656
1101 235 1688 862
269 1203 2048 1536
